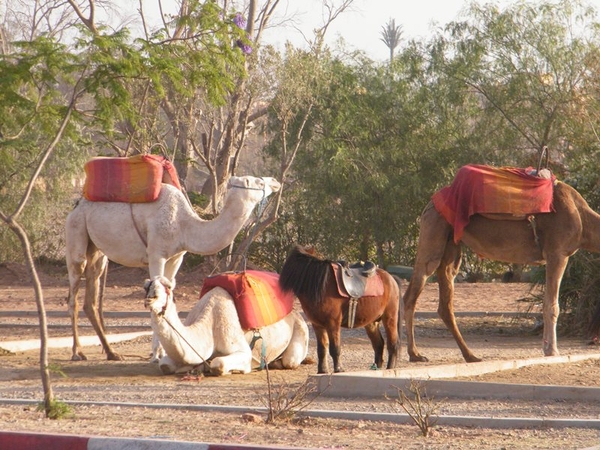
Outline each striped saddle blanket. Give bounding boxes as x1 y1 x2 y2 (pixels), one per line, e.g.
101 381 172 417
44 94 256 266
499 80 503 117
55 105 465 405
199 270 295 330
432 164 556 243
83 154 181 203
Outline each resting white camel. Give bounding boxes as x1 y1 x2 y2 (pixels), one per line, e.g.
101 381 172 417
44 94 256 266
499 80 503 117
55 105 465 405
144 276 310 375
66 176 280 361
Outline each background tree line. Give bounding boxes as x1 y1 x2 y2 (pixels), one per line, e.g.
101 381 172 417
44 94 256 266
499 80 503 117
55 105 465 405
2 0 600 333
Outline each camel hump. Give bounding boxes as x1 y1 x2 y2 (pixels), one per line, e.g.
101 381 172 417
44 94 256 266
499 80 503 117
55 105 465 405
199 270 294 329
432 164 556 243
82 154 181 203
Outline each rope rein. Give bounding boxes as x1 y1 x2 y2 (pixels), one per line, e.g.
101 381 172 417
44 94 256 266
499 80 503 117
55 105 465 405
227 177 269 263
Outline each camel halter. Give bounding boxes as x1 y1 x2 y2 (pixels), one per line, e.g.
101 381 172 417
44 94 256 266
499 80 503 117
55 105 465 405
147 283 209 368
227 178 269 260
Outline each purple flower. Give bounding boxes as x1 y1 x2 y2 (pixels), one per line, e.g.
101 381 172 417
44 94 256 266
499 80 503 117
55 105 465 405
233 13 246 29
236 39 253 55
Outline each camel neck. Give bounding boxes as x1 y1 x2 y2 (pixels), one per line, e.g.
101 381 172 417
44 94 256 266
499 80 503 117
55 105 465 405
182 190 259 255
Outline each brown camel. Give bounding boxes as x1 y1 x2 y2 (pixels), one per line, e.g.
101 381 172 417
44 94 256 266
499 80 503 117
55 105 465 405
403 180 600 363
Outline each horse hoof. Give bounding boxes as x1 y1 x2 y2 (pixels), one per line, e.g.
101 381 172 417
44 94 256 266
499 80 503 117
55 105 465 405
71 353 87 361
409 355 428 362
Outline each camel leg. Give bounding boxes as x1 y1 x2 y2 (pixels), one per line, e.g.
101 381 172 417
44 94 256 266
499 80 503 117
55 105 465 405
162 254 185 288
97 261 108 332
210 350 252 375
149 254 185 362
436 243 481 362
277 316 310 370
68 272 85 361
312 324 330 374
83 251 123 361
66 220 89 361
403 204 452 362
542 256 569 356
364 322 385 368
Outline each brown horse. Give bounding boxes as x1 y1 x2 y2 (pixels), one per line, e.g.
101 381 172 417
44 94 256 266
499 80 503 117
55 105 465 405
279 244 401 374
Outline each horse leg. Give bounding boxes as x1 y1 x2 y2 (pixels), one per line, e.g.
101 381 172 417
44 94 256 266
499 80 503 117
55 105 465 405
328 325 345 373
364 322 384 369
436 242 481 362
542 255 569 356
83 251 123 361
382 274 401 369
312 325 330 374
403 204 451 362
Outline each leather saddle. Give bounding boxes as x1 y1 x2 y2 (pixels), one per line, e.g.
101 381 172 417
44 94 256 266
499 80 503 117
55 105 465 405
335 260 377 298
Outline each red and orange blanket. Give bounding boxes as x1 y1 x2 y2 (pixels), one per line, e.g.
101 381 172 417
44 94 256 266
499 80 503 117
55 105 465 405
432 164 556 243
83 154 181 203
199 270 295 330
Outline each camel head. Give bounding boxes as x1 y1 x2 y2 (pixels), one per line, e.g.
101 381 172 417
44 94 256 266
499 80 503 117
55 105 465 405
144 276 173 316
228 176 281 200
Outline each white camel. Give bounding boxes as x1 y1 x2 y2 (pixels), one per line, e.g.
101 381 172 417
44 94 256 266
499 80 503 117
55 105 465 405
144 276 309 375
65 176 280 361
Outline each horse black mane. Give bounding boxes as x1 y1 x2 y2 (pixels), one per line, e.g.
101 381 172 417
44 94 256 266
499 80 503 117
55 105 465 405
279 244 331 304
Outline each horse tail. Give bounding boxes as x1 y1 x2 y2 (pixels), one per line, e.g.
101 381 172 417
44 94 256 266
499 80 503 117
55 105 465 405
391 274 404 353
279 244 330 304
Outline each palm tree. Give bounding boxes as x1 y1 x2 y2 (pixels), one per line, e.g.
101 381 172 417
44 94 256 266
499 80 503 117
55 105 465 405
380 18 403 64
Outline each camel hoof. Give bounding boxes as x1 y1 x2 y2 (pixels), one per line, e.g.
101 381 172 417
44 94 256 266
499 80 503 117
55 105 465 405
466 356 483 363
409 355 428 363
159 364 176 375
71 353 87 361
107 353 124 361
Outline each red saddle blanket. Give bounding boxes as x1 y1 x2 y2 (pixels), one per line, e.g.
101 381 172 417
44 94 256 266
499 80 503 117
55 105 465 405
199 270 295 330
83 154 181 203
331 264 384 298
432 164 556 243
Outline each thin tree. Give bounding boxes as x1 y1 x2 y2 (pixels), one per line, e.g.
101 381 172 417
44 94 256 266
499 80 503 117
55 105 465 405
380 18 403 64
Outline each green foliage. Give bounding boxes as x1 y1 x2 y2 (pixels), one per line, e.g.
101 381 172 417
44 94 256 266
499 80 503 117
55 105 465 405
0 0 250 263
37 399 73 420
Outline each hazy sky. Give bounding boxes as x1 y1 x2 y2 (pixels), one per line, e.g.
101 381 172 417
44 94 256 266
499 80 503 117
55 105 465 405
262 0 514 61
121 0 600 61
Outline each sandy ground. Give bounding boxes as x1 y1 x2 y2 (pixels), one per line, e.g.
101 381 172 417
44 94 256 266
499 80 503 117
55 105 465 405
1 263 600 449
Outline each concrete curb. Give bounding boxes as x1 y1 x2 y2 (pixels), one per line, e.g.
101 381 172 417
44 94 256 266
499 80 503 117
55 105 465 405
0 430 304 450
2 398 600 430
0 331 152 353
310 352 600 400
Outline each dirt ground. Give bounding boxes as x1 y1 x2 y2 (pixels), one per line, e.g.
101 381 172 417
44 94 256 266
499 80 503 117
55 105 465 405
1 262 600 449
